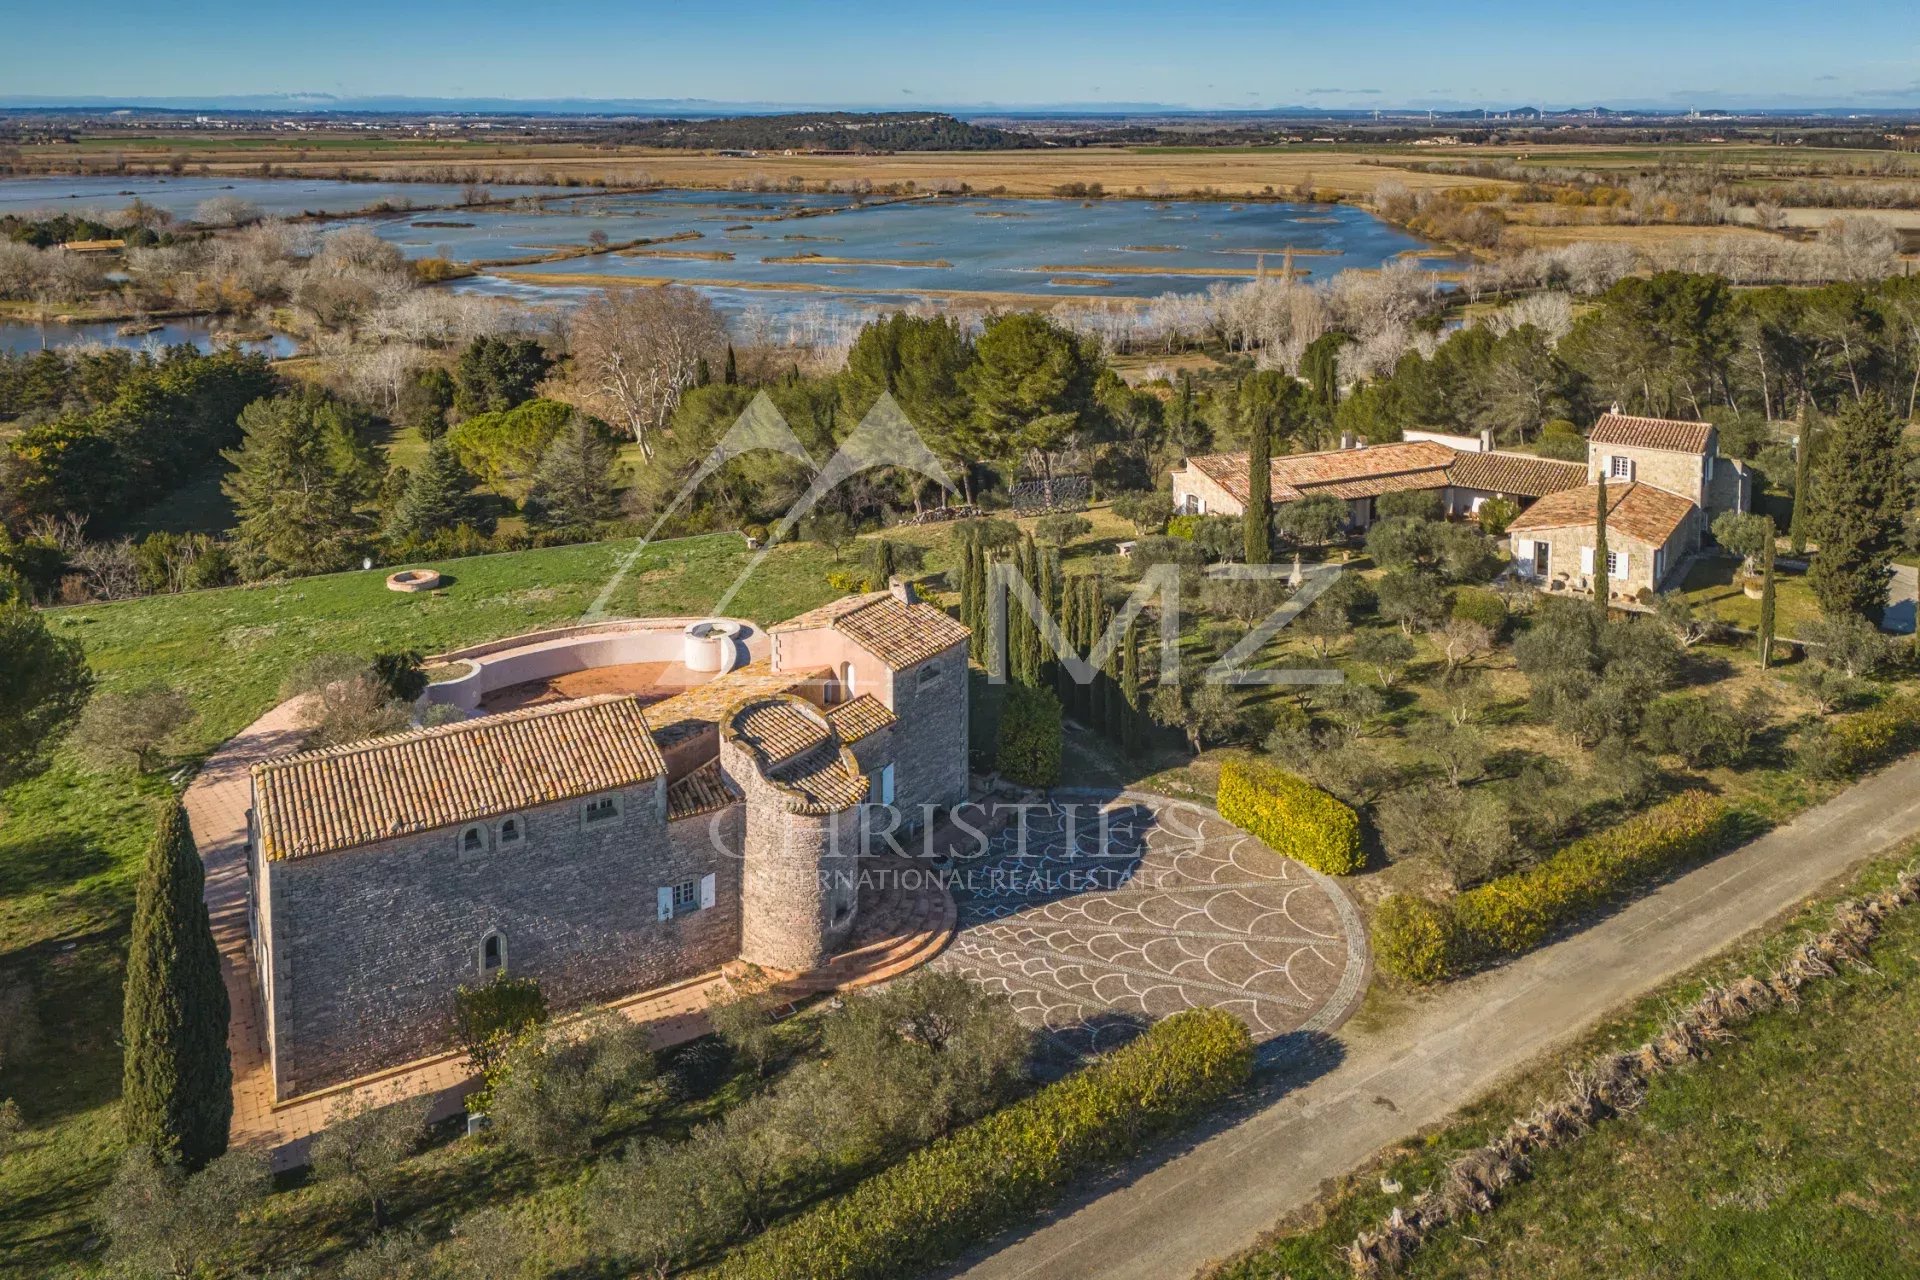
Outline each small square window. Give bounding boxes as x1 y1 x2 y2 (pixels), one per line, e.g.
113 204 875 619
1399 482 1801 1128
672 879 699 913
583 795 620 825
1609 455 1633 479
918 663 942 688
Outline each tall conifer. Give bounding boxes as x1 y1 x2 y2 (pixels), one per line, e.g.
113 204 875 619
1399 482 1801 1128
122 804 231 1170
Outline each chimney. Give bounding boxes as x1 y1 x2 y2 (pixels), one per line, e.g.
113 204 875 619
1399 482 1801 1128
1339 432 1358 450
889 576 918 606
1479 429 1494 452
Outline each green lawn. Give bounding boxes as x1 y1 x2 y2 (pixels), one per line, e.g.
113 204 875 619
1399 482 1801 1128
1209 851 1920 1280
1678 554 1822 635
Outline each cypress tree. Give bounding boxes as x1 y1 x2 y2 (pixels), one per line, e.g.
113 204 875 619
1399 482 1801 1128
1788 410 1815 557
1121 614 1144 757
122 803 231 1170
723 345 738 386
1037 544 1060 691
1592 472 1610 619
1056 561 1078 709
1245 415 1272 565
970 541 989 665
1080 577 1103 726
1757 533 1777 669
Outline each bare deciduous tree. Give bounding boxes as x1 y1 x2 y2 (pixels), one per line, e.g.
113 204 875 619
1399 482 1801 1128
564 287 727 457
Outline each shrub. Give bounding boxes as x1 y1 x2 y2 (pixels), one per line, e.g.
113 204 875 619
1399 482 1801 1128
488 1014 658 1165
1452 792 1742 958
1797 690 1920 780
1476 496 1520 537
1216 758 1364 875
1370 895 1464 984
453 974 548 1080
994 683 1062 787
71 684 196 773
1450 586 1508 635
1113 491 1174 535
1166 513 1203 541
707 1009 1253 1280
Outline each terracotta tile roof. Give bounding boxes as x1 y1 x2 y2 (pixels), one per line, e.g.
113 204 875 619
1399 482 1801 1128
641 659 826 748
770 744 870 813
772 591 970 670
1188 440 1458 506
826 693 896 743
252 696 665 861
1444 451 1589 499
1507 481 1697 546
732 699 830 765
1589 413 1713 455
722 693 870 815
666 757 737 821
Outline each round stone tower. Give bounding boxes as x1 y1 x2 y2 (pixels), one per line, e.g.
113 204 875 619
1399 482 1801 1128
718 694 866 972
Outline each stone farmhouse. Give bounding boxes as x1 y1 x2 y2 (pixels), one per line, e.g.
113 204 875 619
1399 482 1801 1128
1507 412 1751 600
1171 428 1592 529
1170 412 1749 600
243 582 969 1101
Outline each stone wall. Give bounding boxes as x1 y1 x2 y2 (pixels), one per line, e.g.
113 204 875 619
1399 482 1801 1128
883 641 970 827
1510 517 1696 599
1589 442 1708 507
1171 462 1245 517
258 780 742 1099
722 733 861 971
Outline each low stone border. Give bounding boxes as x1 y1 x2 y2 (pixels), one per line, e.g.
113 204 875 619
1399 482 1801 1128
1345 860 1920 1278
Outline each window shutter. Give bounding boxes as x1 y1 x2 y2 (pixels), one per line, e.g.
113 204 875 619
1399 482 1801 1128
1612 552 1629 581
1580 546 1595 575
699 873 716 910
657 886 673 921
880 763 896 806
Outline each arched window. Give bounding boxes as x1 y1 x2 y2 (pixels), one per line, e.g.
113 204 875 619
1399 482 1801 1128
479 930 506 977
459 824 488 858
838 661 857 703
497 815 524 848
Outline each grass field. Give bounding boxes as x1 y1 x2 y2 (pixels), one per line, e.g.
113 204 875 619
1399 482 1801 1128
1209 849 1920 1280
1678 554 1823 635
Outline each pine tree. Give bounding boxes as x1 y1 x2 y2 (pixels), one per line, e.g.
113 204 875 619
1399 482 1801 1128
221 394 371 577
1788 410 1815 557
122 804 231 1170
524 416 622 532
383 439 491 543
1807 394 1908 622
1757 532 1777 669
1592 472 1610 619
1244 414 1272 565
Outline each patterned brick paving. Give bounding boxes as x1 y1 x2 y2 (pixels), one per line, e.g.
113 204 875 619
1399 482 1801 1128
934 790 1367 1063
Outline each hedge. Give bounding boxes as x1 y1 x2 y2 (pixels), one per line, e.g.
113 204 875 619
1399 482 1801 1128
1798 690 1920 780
705 1009 1254 1280
1217 758 1364 875
995 682 1063 787
1368 894 1461 985
1373 791 1744 983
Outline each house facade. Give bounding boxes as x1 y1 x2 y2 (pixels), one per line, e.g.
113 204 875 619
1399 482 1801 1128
1507 412 1750 600
246 582 969 1101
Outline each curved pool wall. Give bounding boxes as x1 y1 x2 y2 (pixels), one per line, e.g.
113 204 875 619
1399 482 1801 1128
421 617 764 715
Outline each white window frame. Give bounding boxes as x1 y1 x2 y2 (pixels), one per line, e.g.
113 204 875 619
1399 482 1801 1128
659 875 715 922
581 793 622 828
1530 540 1550 577
478 929 507 977
1608 454 1634 480
1607 549 1629 581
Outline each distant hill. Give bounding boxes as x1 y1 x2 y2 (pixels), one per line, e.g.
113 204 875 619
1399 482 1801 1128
606 112 1041 152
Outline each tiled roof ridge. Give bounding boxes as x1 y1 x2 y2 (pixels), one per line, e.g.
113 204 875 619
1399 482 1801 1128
253 692 641 774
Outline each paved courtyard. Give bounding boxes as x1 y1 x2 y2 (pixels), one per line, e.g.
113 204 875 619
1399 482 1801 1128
934 790 1368 1062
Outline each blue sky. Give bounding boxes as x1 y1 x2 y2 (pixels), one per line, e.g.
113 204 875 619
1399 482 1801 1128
3 0 1917 110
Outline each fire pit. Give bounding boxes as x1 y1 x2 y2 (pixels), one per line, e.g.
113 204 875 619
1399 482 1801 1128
385 568 442 594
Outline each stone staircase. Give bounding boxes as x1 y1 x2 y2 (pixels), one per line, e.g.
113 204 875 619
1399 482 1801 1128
728 852 956 998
